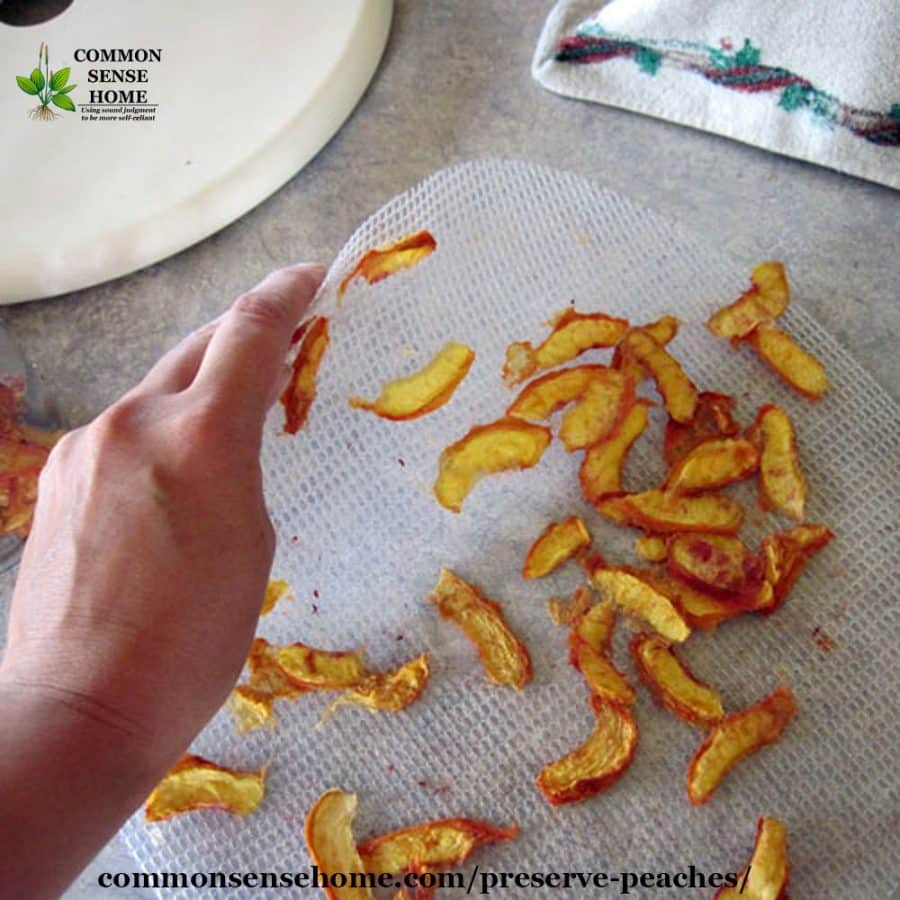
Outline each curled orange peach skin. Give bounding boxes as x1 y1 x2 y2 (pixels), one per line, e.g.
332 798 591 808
502 309 629 386
620 330 697 424
145 755 266 822
707 262 789 341
281 316 329 435
747 404 807 521
434 418 551 512
358 818 518 875
427 568 532 690
630 633 724 726
601 489 744 535
579 400 651 504
305 789 374 900
338 230 436 299
687 685 797 805
664 391 739 466
744 322 828 400
523 515 591 579
588 564 691 642
350 342 474 421
664 438 759 495
715 816 790 899
536 696 638 806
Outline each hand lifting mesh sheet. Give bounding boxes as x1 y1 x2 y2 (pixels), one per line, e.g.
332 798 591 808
121 160 899 899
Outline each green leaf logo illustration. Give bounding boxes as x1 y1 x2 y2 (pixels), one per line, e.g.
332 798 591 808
17 43 76 121
50 67 70 90
16 75 39 95
50 93 75 111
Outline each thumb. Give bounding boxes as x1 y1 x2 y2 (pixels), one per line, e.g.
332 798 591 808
191 263 325 426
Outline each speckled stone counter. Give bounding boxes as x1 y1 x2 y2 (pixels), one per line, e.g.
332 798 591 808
1 2 896 897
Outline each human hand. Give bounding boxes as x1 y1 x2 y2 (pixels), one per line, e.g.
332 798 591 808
1 262 324 773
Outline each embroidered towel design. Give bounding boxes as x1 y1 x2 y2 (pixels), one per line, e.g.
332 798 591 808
533 1 900 189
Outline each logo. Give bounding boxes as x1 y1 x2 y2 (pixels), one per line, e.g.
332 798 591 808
15 42 76 121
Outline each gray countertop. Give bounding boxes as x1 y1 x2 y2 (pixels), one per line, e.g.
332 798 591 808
2 2 897 897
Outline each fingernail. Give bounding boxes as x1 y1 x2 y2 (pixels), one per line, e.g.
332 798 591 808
288 262 327 284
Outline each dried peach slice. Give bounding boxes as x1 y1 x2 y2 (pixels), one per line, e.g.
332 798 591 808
716 816 790 900
323 654 430 717
664 391 740 466
275 643 368 690
427 568 532 690
358 818 517 875
634 535 667 562
503 310 629 387
523 515 591 579
559 369 634 451
0 438 49 476
547 585 594 626
536 696 638 805
603 489 744 535
281 316 329 435
744 322 828 400
579 400 651 503
634 569 751 631
630 633 724 726
570 595 616 652
338 230 436 299
260 578 292 617
305 789 374 900
664 438 759 495
533 309 630 369
434 418 551 512
667 533 764 596
246 637 307 698
569 600 635 704
707 262 789 340
620 330 697 423
761 523 834 611
588 565 691 642
612 315 680 384
632 569 756 631
228 685 277 735
570 642 636 705
145 755 266 822
507 365 605 421
349 342 474 421
228 637 307 733
502 341 538 387
747 405 807 521
687 685 797 805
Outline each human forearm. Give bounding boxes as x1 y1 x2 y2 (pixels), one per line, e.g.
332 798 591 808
0 681 174 899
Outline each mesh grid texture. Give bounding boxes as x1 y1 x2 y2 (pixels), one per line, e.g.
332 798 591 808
120 160 899 899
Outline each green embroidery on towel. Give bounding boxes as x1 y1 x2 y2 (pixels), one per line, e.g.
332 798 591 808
555 25 900 146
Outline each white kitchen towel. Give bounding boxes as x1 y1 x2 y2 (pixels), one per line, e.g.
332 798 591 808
533 1 900 189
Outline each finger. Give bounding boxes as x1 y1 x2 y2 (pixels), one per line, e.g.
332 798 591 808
135 313 227 396
191 263 325 425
